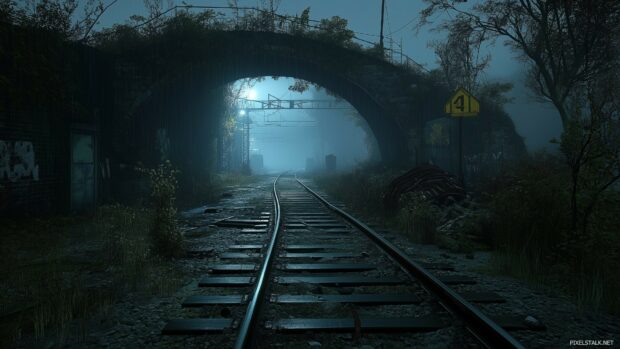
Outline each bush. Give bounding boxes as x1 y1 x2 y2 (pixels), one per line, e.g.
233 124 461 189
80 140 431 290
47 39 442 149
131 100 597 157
489 154 571 265
435 206 494 252
314 167 398 218
97 205 151 266
397 193 441 244
488 154 620 313
137 161 183 259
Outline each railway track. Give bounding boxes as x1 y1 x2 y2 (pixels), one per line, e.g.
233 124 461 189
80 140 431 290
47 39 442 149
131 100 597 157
163 175 540 348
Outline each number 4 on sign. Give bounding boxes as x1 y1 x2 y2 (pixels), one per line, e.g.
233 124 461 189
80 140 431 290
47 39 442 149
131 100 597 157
444 87 480 117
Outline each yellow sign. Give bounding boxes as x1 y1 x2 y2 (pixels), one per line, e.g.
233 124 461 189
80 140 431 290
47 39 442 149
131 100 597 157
444 87 480 117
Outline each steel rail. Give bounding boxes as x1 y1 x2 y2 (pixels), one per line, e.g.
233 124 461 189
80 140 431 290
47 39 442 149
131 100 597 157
294 176 525 349
233 174 283 349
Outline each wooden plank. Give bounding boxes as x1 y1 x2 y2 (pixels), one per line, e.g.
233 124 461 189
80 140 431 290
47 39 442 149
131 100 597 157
182 295 247 306
270 293 421 305
280 252 359 259
228 244 263 251
266 316 446 333
162 319 235 334
283 244 344 251
275 276 403 286
198 276 255 287
208 264 258 274
280 263 376 272
219 252 261 259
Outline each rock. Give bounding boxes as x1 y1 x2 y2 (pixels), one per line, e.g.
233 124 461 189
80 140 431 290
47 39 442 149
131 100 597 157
308 340 321 347
524 315 544 329
204 207 219 213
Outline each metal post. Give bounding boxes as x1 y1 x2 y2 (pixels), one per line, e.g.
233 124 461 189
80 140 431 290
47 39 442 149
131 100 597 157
458 117 464 188
379 0 385 50
242 113 250 173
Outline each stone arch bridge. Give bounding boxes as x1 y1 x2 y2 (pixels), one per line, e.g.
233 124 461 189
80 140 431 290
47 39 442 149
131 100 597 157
102 29 523 198
0 25 525 212
108 31 452 168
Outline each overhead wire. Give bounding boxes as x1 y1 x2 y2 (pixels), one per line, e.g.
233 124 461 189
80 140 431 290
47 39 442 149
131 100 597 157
390 15 418 35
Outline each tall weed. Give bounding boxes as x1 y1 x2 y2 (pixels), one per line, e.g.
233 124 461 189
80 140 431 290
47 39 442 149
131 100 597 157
489 154 620 314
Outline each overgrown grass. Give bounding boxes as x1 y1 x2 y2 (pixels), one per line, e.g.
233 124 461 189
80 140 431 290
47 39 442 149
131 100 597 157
316 158 620 315
316 170 470 249
315 168 398 219
0 203 183 347
395 193 442 244
180 172 256 207
487 154 620 313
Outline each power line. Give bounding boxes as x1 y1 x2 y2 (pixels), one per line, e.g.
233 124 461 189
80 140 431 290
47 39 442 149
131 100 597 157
390 15 419 35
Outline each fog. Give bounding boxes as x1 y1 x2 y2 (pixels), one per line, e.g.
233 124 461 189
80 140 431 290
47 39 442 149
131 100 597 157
235 78 374 174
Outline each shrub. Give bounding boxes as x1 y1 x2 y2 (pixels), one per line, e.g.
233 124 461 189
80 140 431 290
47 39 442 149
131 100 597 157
488 153 620 313
397 193 441 244
137 161 183 259
314 167 398 218
96 205 151 266
489 154 571 265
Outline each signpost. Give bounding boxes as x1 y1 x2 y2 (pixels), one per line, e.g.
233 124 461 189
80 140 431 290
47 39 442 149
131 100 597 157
444 87 480 187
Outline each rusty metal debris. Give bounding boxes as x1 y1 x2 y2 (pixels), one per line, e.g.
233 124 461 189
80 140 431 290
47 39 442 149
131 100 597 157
383 164 465 209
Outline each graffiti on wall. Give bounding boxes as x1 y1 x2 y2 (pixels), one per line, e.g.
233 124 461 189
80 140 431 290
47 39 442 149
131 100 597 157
0 140 39 182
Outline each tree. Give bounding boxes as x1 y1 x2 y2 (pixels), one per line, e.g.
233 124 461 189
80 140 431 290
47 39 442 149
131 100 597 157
420 0 620 129
431 14 490 93
558 65 620 232
288 6 309 36
3 0 117 42
420 0 620 233
314 16 356 47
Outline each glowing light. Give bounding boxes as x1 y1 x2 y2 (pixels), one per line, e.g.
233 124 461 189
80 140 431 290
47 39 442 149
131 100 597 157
239 110 246 116
243 88 258 100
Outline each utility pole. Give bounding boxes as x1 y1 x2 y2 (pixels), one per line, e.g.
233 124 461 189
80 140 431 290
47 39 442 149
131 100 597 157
379 0 385 50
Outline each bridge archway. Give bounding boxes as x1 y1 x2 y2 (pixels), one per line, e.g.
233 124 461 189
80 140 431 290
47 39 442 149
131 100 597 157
122 31 414 171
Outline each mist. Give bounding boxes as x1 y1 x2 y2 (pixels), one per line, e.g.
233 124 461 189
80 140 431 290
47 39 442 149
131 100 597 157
236 78 374 174
2 2 619 348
